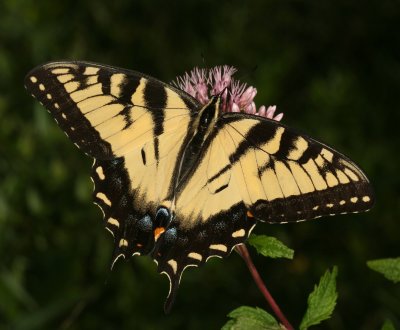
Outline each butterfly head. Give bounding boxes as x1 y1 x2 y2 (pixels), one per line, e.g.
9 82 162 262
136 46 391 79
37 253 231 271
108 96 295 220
195 94 221 133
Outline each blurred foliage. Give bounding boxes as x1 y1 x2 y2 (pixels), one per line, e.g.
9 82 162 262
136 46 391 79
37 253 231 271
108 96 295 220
367 258 400 283
0 0 399 329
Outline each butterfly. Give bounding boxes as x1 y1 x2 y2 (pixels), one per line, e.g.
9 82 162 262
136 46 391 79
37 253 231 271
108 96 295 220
25 61 374 312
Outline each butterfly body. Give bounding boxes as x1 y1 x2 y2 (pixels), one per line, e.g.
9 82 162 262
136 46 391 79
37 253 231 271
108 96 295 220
25 61 374 312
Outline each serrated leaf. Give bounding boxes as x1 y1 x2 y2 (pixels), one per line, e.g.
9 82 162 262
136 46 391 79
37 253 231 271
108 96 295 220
222 306 282 330
299 266 338 330
367 258 400 283
248 234 294 259
381 319 395 330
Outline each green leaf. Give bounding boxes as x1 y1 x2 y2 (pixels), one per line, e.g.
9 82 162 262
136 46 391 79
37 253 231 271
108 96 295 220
222 306 282 330
248 234 294 259
381 319 395 330
367 258 400 283
299 266 338 330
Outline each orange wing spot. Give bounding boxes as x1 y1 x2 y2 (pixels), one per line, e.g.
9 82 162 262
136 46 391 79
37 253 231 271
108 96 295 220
246 210 254 218
154 227 166 241
136 243 143 248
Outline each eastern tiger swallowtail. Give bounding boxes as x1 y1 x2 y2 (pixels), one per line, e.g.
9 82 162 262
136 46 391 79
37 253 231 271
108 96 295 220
24 61 374 312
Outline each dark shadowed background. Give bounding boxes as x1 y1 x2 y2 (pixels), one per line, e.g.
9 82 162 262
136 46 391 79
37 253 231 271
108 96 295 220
0 1 399 329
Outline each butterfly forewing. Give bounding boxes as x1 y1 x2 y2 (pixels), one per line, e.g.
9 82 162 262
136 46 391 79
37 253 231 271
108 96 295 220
24 61 199 159
174 114 374 226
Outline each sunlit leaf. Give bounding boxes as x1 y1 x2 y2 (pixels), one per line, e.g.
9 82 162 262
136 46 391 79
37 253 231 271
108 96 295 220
222 306 282 330
367 258 400 283
248 234 294 259
300 266 338 330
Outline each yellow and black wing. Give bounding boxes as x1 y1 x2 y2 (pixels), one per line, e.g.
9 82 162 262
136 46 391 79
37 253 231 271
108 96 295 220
152 113 374 310
25 61 198 159
24 61 200 259
25 62 374 313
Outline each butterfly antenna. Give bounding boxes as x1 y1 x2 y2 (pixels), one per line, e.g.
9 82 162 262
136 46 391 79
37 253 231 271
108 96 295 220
200 52 207 67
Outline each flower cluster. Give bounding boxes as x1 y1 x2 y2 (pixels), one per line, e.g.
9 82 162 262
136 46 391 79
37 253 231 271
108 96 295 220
173 65 283 121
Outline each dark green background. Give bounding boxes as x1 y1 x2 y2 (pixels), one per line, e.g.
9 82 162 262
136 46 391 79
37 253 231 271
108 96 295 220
0 1 399 329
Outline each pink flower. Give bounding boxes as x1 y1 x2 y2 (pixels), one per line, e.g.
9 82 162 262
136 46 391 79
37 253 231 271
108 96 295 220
173 65 283 121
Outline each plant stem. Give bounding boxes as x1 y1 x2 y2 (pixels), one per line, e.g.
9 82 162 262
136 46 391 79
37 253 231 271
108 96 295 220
235 244 294 330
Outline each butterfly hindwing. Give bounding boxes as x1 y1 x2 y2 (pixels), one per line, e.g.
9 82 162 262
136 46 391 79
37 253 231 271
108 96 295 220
91 157 156 261
152 203 256 312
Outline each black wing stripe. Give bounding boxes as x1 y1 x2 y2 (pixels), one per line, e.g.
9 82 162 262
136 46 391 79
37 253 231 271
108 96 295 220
144 80 167 162
97 68 112 95
207 164 232 184
118 74 141 105
228 122 275 163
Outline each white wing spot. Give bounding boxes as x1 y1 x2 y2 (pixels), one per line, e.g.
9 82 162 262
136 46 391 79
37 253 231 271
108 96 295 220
119 239 128 247
188 252 202 261
232 229 246 238
327 203 334 208
107 218 120 228
350 197 358 203
30 76 37 83
340 200 346 205
362 196 371 202
61 113 67 119
96 166 105 180
312 205 319 210
209 244 227 252
39 83 45 91
96 192 112 206
167 259 178 274
54 103 60 109
46 93 52 100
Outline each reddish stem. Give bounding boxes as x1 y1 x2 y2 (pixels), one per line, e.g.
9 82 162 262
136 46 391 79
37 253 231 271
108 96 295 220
235 244 294 330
